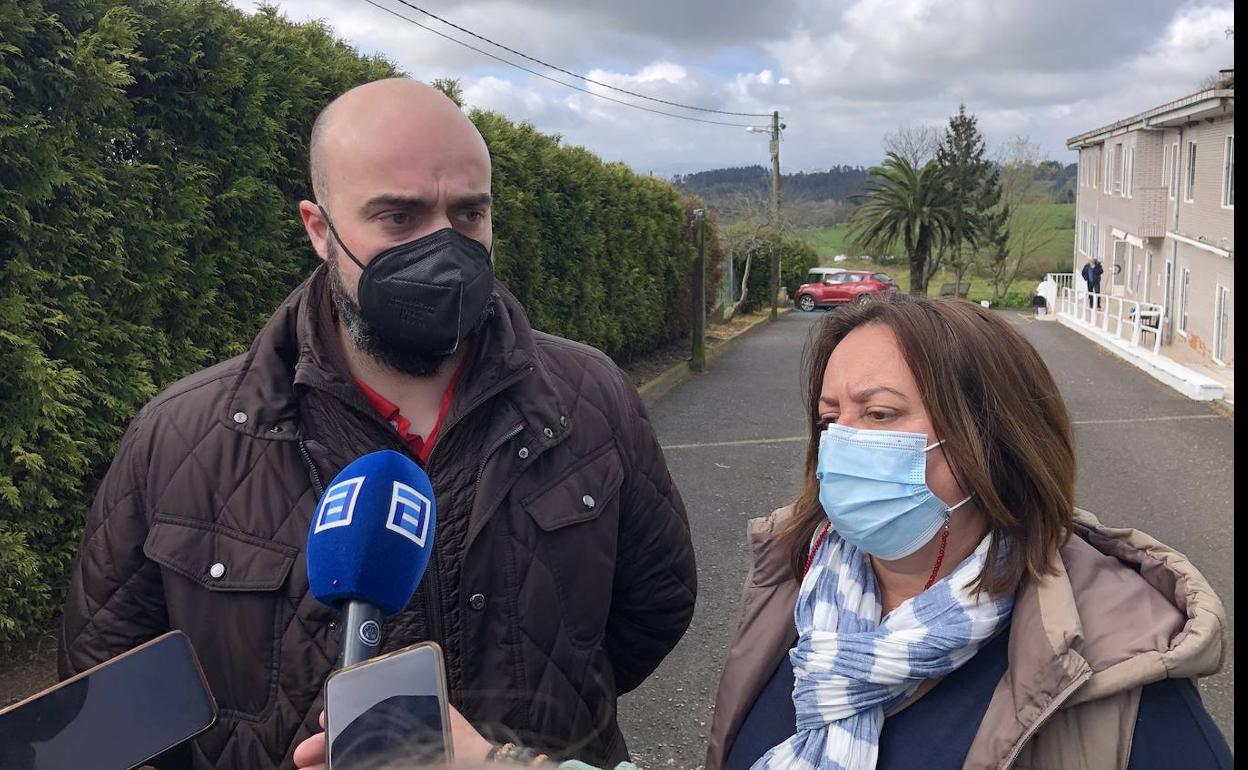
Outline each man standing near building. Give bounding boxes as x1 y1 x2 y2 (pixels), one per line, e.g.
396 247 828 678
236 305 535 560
1082 254 1104 308
58 78 696 768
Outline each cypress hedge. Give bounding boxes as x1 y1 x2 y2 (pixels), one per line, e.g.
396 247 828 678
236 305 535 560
0 0 718 642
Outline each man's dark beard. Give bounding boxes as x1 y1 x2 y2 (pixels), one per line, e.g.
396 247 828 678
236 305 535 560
325 244 491 377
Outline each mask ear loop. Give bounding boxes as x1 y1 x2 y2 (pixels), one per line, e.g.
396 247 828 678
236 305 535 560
317 205 368 272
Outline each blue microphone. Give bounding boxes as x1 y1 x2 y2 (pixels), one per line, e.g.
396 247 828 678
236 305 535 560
307 450 437 667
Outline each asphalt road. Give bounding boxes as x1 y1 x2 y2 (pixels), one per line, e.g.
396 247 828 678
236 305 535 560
617 308 1234 768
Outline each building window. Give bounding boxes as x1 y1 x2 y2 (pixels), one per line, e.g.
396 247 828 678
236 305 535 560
1162 146 1170 194
1078 220 1086 254
1118 144 1128 193
1185 141 1197 202
1223 136 1235 208
1092 223 1100 260
1168 142 1180 199
1103 149 1112 194
1125 147 1135 198
1178 268 1191 334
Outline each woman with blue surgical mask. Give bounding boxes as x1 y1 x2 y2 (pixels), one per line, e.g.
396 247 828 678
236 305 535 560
705 293 1230 770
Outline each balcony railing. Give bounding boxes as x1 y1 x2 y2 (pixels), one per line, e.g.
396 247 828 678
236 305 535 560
1056 285 1166 355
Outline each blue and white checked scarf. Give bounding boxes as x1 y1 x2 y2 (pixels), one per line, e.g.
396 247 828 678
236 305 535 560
750 530 1015 770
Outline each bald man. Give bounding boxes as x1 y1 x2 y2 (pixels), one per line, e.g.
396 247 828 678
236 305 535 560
59 79 696 769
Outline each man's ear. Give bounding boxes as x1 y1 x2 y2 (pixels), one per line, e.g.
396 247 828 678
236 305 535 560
299 200 331 263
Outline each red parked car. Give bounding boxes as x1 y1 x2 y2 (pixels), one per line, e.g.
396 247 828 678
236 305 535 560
794 270 899 311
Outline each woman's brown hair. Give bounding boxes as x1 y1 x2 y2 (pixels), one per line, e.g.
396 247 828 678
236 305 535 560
781 293 1076 596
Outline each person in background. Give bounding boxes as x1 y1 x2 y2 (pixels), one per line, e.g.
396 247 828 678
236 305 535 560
58 78 696 768
705 293 1230 770
1081 254 1104 308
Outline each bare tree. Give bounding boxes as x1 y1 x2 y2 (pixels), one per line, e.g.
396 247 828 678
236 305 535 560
721 190 790 321
986 136 1059 300
882 122 943 169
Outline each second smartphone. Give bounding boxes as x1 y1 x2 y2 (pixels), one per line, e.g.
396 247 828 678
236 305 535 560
324 640 454 769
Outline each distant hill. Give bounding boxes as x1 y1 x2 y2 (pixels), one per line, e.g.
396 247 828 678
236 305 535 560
672 165 870 224
673 161 1076 225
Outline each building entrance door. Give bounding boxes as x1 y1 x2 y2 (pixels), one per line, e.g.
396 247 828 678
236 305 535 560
1111 241 1128 296
1163 260 1175 345
1214 285 1232 364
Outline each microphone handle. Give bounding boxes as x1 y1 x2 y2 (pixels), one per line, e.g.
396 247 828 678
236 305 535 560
336 601 383 668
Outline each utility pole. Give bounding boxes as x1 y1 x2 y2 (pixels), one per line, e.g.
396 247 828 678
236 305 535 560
690 208 707 372
768 110 783 320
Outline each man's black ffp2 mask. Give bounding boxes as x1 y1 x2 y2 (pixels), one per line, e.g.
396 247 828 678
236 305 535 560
321 207 494 357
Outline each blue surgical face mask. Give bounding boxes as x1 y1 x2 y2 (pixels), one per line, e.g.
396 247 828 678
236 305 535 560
816 422 973 560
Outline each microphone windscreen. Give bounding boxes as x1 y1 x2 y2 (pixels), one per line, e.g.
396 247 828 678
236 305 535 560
306 450 436 615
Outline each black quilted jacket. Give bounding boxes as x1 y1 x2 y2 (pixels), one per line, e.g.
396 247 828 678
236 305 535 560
58 268 697 768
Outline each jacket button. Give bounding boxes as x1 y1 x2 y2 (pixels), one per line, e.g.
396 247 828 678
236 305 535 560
518 447 530 459
559 415 568 427
543 427 554 439
209 563 226 580
232 411 248 424
582 495 596 510
469 593 486 611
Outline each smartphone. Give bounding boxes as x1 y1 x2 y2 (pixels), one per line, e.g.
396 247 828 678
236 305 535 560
0 630 217 770
325 641 453 769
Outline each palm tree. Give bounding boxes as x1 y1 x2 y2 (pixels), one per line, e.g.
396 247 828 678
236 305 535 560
847 153 956 296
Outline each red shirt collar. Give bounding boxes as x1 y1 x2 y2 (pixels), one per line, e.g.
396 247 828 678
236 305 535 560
355 363 464 465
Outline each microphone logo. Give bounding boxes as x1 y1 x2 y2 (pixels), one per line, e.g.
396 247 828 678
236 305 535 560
384 481 433 546
314 476 365 533
358 620 381 646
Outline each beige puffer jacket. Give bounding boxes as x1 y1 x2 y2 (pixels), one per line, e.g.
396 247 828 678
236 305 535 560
706 507 1226 770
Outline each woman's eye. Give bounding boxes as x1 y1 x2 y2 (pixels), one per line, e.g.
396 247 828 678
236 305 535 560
817 416 837 428
868 410 893 422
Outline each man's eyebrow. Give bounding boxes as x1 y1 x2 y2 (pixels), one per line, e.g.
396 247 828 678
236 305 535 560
451 193 493 208
359 194 433 214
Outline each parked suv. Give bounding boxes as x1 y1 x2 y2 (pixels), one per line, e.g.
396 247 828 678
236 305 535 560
794 270 898 311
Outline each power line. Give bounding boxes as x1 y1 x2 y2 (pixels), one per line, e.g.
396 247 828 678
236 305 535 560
388 0 772 118
359 0 774 128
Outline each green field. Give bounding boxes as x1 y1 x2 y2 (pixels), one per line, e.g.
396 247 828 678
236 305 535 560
795 202 1075 305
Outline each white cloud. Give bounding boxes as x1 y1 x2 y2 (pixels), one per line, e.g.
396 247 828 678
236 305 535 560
228 0 1235 173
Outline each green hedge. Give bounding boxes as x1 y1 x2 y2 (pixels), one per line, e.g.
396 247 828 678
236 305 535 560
0 0 714 643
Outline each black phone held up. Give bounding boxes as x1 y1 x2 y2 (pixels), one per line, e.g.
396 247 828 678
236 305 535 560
0 630 217 770
325 641 453 770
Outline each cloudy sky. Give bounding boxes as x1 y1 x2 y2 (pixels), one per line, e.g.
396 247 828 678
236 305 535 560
230 0 1234 177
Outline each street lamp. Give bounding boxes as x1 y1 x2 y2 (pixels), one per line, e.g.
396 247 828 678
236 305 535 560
748 112 785 319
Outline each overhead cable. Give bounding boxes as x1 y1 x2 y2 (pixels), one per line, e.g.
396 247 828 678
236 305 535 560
360 0 773 128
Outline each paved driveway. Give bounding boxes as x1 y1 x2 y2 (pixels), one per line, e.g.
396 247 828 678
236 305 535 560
618 309 1233 767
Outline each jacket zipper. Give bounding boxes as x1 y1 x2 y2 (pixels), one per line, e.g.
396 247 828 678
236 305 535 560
435 365 535 466
422 365 534 684
475 423 526 485
298 439 325 496
997 668 1092 769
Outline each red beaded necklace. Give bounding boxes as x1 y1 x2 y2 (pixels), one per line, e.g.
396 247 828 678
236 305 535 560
923 520 951 589
802 518 951 590
802 522 833 578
